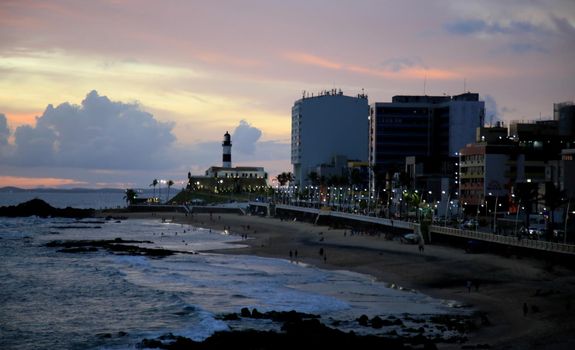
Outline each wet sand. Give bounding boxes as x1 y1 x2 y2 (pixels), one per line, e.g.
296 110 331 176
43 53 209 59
104 211 575 349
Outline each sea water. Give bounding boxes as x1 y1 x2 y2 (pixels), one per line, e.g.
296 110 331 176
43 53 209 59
0 190 127 209
0 194 467 349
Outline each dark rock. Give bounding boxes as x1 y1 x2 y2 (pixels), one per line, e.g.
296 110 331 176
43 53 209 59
251 308 263 319
45 239 173 257
221 313 239 321
57 247 98 253
357 314 369 326
0 199 94 218
371 316 384 328
424 341 439 350
240 307 251 317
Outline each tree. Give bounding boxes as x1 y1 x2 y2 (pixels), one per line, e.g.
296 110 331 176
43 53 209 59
397 171 412 189
124 188 137 206
150 179 158 201
402 190 420 219
541 182 567 240
350 168 363 187
514 182 539 230
277 172 294 186
166 180 174 202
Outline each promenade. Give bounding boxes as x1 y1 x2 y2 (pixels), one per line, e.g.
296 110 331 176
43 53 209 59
249 202 575 257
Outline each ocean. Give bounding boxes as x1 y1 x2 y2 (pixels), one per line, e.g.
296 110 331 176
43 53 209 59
0 192 467 349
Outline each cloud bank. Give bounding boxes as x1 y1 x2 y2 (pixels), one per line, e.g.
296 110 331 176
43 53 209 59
1 93 291 187
1 91 176 170
0 113 9 146
232 119 262 155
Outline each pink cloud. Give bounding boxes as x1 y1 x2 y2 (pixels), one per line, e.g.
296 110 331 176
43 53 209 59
0 175 86 189
284 51 460 81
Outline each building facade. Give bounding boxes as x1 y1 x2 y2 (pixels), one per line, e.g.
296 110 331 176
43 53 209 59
369 93 484 192
291 90 369 187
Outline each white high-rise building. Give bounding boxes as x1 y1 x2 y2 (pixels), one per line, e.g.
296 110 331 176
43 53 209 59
291 90 369 187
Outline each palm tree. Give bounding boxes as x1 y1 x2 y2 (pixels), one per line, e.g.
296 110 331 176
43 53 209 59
514 181 539 231
166 180 174 203
541 182 567 240
150 179 158 202
277 172 294 186
277 173 288 186
123 188 137 206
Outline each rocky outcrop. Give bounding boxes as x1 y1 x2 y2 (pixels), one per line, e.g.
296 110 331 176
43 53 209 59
138 319 408 350
0 199 94 218
45 238 175 258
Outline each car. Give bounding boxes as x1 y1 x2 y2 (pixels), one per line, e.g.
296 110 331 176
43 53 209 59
528 224 546 239
400 233 420 244
460 219 478 230
553 229 565 241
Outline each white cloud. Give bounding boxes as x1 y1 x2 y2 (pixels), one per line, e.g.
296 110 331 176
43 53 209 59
0 113 9 146
3 90 177 169
231 119 262 155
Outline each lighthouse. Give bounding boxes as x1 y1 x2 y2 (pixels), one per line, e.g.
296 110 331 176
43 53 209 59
222 131 232 168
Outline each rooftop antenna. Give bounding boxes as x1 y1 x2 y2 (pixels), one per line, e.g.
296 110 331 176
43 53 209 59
423 74 427 95
463 78 466 93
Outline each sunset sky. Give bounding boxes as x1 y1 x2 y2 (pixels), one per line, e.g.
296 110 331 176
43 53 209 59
1 0 574 189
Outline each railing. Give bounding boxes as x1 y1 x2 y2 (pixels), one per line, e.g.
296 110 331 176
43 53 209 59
430 225 575 255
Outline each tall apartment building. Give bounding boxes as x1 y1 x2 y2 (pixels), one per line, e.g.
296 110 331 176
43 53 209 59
369 93 484 191
291 90 369 187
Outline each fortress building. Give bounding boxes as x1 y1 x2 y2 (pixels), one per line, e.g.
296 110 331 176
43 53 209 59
187 132 267 193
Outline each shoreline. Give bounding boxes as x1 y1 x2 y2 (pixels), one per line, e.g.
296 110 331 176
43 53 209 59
100 210 575 349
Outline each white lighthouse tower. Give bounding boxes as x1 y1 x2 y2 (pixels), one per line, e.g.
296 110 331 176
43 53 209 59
222 131 232 168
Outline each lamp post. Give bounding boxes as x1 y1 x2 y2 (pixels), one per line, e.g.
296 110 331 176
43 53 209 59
513 194 521 236
489 192 498 233
476 197 483 233
442 190 450 227
565 200 571 244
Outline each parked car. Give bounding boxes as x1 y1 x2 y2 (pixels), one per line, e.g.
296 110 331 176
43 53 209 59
400 233 420 244
460 219 478 230
553 229 565 241
528 224 546 239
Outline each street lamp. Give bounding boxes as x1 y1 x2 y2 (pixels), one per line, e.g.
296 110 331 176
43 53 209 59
442 190 450 227
489 192 499 233
512 194 522 236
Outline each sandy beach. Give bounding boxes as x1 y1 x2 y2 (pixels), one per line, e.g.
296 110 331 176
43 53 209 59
106 211 575 349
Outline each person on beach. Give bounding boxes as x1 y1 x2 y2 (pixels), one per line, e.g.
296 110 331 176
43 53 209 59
289 250 293 261
467 280 472 293
418 241 424 253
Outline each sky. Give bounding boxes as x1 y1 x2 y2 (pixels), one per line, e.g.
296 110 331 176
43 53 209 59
1 0 574 189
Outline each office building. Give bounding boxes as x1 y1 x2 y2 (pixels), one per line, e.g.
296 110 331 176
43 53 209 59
291 90 369 187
